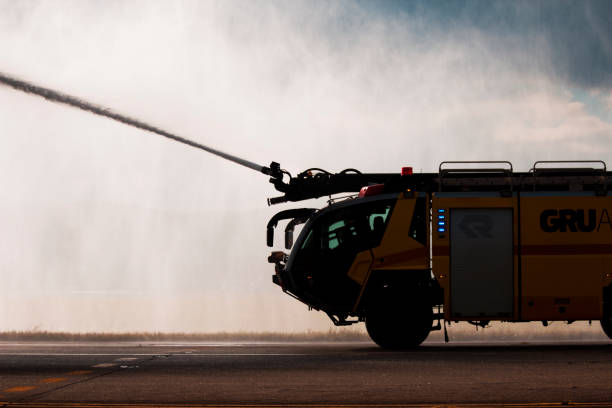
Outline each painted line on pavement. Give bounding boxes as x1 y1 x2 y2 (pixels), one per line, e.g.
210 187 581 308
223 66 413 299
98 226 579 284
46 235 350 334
64 371 93 376
1 386 37 393
40 378 67 384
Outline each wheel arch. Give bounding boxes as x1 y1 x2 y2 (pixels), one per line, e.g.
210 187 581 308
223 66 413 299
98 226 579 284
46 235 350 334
357 269 442 315
603 282 612 310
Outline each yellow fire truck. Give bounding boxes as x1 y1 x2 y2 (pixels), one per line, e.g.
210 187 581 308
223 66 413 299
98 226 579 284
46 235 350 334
266 161 612 348
3 75 609 349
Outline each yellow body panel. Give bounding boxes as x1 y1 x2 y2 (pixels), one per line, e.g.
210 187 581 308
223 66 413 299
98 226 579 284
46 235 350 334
347 189 611 322
431 192 612 321
370 193 428 271
347 250 373 284
520 194 612 320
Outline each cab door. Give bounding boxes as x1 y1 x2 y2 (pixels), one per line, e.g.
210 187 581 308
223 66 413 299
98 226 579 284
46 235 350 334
288 199 395 312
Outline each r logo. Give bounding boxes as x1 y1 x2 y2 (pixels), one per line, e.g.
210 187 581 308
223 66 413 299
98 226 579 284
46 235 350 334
458 214 494 238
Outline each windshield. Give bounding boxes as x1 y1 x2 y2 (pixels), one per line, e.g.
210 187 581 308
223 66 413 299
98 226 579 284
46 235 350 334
299 199 394 254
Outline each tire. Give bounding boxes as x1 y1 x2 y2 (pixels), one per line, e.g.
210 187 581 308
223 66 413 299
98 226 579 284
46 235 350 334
365 292 433 349
601 305 612 340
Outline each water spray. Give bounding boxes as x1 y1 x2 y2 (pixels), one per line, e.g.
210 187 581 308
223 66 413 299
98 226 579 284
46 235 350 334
0 71 277 177
0 71 380 205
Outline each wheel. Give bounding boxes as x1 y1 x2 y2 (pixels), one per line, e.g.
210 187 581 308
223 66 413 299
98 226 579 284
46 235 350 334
365 292 433 349
601 305 612 340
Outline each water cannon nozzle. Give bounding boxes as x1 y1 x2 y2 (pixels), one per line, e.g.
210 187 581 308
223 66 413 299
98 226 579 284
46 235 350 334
268 161 283 179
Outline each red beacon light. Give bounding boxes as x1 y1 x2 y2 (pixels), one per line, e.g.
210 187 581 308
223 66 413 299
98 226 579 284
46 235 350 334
401 166 413 176
358 183 385 198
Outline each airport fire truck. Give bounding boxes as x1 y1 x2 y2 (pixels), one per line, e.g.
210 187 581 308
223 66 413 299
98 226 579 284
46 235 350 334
266 161 612 348
2 74 611 349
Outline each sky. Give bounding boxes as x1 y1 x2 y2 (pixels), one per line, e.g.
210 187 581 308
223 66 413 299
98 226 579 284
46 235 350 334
0 0 611 332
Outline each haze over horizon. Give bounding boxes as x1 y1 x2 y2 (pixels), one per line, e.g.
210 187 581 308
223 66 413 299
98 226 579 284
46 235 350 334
0 0 611 333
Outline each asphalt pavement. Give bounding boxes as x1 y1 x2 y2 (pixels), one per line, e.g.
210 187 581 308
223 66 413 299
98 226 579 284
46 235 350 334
1 340 611 407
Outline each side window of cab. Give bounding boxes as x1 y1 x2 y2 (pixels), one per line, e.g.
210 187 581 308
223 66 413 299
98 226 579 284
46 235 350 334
317 199 395 253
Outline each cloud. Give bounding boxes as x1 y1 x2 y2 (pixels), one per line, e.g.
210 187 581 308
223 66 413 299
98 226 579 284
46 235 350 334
539 0 612 91
364 0 612 91
605 91 612 112
493 94 612 150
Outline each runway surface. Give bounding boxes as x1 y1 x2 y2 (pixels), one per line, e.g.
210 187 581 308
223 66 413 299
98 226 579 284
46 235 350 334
0 340 611 407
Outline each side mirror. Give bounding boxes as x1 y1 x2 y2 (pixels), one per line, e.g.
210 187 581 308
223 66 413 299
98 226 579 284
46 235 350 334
285 230 293 249
267 227 274 247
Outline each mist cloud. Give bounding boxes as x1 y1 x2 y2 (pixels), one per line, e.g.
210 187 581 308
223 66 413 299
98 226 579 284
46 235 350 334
0 0 610 332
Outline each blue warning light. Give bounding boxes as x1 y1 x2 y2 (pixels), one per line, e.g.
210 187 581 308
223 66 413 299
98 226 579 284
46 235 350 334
437 228 446 233
437 209 445 213
438 221 446 226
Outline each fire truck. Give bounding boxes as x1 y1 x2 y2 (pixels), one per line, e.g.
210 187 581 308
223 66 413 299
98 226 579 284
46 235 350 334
2 74 611 349
266 161 612 348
